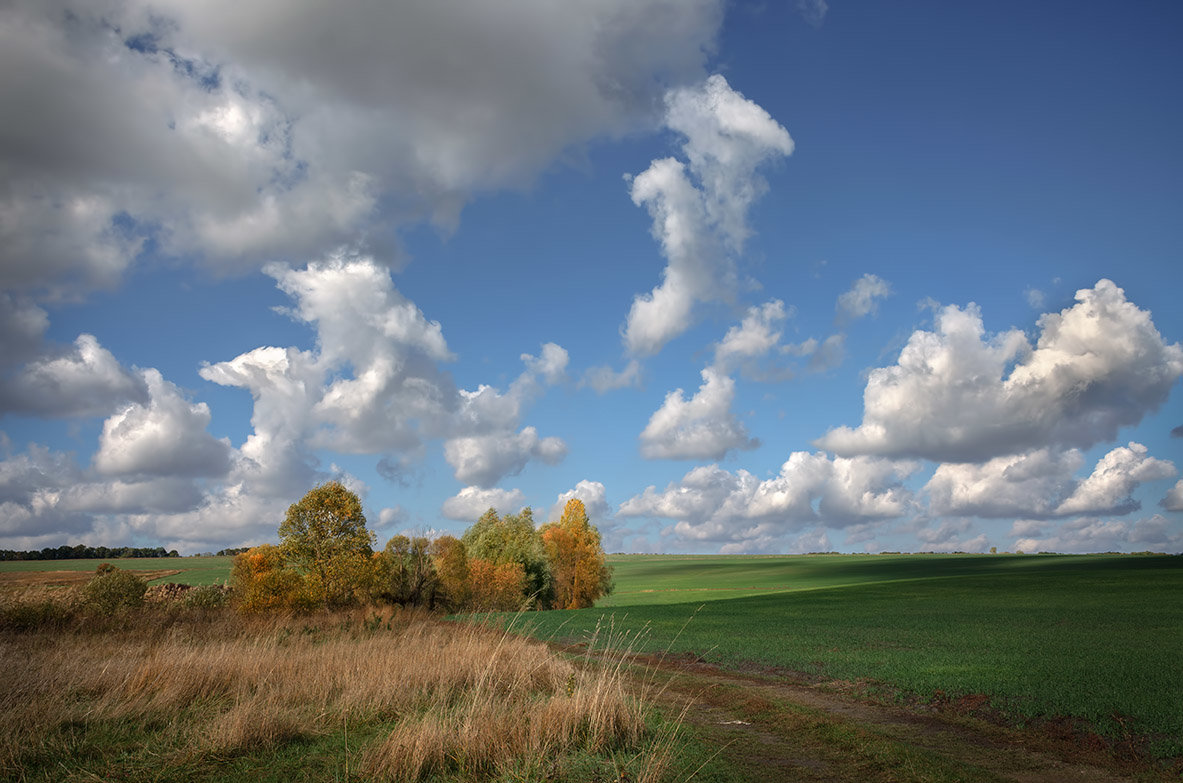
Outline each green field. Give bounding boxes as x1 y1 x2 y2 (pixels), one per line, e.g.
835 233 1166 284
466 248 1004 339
520 553 1183 757
0 556 234 585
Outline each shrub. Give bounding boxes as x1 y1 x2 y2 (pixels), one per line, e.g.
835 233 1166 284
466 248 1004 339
230 545 318 614
81 566 147 614
182 584 231 610
0 596 75 631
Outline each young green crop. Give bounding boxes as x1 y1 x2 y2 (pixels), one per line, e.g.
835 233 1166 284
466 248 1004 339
517 554 1183 757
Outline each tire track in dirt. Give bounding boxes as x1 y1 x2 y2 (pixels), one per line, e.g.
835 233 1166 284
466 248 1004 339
565 645 1172 782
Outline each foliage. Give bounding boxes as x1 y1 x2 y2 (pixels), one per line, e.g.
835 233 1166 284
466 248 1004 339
467 558 528 611
0 545 178 561
378 535 438 607
81 565 147 614
541 499 614 609
278 484 373 596
429 535 470 612
462 507 553 607
229 545 318 614
182 583 231 610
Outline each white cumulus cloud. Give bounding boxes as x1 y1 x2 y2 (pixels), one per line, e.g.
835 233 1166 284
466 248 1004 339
639 367 758 460
1 334 147 418
441 486 527 522
443 427 567 489
549 480 611 522
1054 442 1175 516
926 442 1174 519
624 74 793 356
816 280 1183 462
93 369 232 478
1014 514 1183 554
619 453 915 550
1162 480 1183 512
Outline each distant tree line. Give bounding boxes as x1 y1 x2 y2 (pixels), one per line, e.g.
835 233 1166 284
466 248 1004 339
0 545 180 561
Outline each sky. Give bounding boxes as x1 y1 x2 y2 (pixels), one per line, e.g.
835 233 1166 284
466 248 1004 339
1 0 1181 556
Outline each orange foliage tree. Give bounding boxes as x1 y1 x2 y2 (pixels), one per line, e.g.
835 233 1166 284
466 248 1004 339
467 558 528 612
540 499 613 610
230 544 318 613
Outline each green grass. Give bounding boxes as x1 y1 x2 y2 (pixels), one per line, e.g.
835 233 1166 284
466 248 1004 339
518 553 1183 757
598 551 1164 605
0 556 233 585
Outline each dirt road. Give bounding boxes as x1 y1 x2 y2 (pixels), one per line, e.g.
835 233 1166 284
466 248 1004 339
607 652 1175 783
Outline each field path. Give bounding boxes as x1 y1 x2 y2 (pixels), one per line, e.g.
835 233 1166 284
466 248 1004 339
568 646 1167 782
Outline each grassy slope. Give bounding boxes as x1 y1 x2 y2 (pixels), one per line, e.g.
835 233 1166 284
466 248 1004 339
521 554 1183 755
0 556 233 585
599 551 1153 605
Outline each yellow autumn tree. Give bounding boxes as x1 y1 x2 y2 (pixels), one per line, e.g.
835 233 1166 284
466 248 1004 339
229 544 319 613
540 499 613 610
278 482 377 607
467 558 528 612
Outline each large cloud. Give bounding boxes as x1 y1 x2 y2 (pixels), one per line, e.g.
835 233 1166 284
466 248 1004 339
443 427 567 489
619 453 916 550
201 256 567 493
1013 514 1183 554
816 280 1183 462
93 369 233 478
624 74 793 356
0 334 147 418
639 367 758 460
925 442 1175 519
1 0 722 299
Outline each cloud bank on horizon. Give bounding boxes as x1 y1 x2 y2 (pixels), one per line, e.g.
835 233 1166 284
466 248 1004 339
2 0 1181 555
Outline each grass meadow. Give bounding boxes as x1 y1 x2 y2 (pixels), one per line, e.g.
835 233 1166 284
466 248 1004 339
0 606 681 782
3 551 1179 778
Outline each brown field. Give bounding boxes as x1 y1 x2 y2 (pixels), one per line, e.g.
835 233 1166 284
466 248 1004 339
0 568 182 587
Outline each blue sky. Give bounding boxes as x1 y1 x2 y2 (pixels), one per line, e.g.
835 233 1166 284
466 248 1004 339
2 0 1181 555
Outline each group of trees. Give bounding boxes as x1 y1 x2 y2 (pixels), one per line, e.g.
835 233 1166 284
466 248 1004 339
0 545 180 561
231 482 613 614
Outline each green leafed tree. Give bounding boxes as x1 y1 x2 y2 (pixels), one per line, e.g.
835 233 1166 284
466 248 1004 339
462 507 553 608
278 482 376 607
379 535 438 608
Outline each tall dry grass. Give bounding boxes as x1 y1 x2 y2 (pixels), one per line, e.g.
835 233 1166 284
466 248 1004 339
0 605 676 781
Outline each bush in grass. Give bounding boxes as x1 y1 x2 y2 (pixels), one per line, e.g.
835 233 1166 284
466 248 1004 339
0 595 75 631
230 545 318 614
182 583 231 610
82 566 147 614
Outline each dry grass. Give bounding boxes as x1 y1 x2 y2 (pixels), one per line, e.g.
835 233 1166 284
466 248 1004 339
0 569 181 587
0 606 675 781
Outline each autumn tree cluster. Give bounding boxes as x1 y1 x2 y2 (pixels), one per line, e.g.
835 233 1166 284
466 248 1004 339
231 482 612 614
